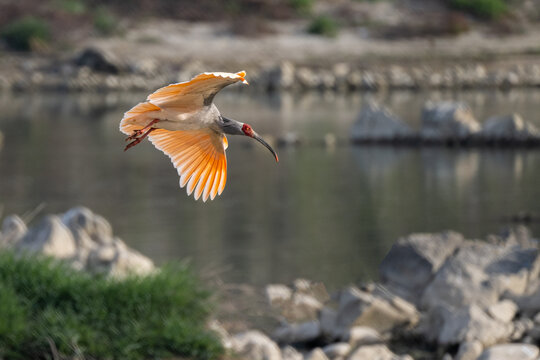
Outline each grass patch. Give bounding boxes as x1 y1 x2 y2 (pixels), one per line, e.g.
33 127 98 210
450 0 507 19
93 7 117 35
0 16 50 51
0 251 222 360
308 15 339 37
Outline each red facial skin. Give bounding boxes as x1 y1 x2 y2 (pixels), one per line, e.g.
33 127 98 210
242 124 254 137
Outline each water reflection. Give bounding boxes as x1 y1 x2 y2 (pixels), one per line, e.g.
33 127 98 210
1 90 539 289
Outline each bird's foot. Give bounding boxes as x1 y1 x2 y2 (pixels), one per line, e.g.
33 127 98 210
123 119 160 151
124 127 157 151
125 129 143 142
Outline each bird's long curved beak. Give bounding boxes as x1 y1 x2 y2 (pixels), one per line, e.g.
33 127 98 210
252 132 279 162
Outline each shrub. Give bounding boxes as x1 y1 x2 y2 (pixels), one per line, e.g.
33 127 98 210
94 7 117 35
0 252 222 360
290 0 314 16
0 17 50 51
450 0 507 19
308 15 339 37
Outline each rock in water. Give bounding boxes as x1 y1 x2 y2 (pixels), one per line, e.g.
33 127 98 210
479 114 540 142
351 100 413 143
420 101 480 141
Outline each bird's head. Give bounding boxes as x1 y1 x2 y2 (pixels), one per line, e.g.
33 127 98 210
241 123 279 162
220 116 278 162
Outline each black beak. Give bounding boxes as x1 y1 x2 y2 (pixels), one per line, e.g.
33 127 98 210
252 132 279 162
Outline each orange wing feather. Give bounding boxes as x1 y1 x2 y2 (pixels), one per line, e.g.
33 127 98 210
147 71 248 109
148 128 228 201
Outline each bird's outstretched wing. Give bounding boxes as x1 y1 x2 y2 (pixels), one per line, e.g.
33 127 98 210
148 128 228 202
147 71 248 111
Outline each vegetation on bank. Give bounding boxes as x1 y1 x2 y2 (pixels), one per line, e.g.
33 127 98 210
0 251 222 360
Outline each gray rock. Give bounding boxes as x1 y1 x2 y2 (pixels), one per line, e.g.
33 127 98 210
455 340 483 360
267 62 295 90
281 345 302 360
347 344 401 360
1 215 27 247
335 286 418 334
487 300 518 323
420 101 481 141
421 241 539 310
62 206 113 245
322 342 351 358
73 47 125 74
306 348 329 360
478 344 539 360
341 326 381 346
296 67 319 88
231 330 282 360
479 114 540 142
510 318 534 341
379 231 464 303
434 304 513 346
266 284 293 306
351 101 413 142
16 215 77 260
320 307 339 339
273 320 321 344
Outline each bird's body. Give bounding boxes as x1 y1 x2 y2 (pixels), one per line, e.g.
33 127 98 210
120 71 278 202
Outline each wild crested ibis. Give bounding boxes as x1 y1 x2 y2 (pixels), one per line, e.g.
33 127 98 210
119 71 278 202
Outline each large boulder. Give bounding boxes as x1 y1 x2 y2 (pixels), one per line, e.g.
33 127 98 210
332 286 418 336
231 330 282 360
420 101 481 141
379 231 464 303
424 304 513 346
2 207 154 277
15 215 77 260
351 101 414 143
421 241 540 310
478 113 540 142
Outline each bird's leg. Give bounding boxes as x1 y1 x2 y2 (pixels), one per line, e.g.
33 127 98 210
125 119 160 142
124 125 158 151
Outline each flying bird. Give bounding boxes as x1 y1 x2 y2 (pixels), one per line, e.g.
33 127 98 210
120 71 278 202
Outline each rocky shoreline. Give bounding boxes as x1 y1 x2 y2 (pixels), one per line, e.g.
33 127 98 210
2 47 540 93
222 227 540 360
3 207 540 359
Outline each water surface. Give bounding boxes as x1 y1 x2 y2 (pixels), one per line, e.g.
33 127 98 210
1 89 539 289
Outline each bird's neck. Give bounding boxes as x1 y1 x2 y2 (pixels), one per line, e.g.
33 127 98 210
218 116 245 135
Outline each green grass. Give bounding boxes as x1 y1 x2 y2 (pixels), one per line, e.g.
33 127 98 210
450 0 507 19
308 15 339 37
0 16 50 51
0 251 223 360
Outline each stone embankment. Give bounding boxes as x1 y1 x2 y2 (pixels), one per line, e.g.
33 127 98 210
2 47 540 93
219 227 540 360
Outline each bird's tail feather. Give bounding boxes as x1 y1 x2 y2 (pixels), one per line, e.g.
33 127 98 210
119 102 161 135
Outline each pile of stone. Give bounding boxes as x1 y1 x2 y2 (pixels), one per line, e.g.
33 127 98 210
219 227 540 360
0 206 154 277
3 48 540 93
351 100 540 145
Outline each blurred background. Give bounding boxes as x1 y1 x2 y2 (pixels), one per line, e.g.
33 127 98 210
1 0 540 290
